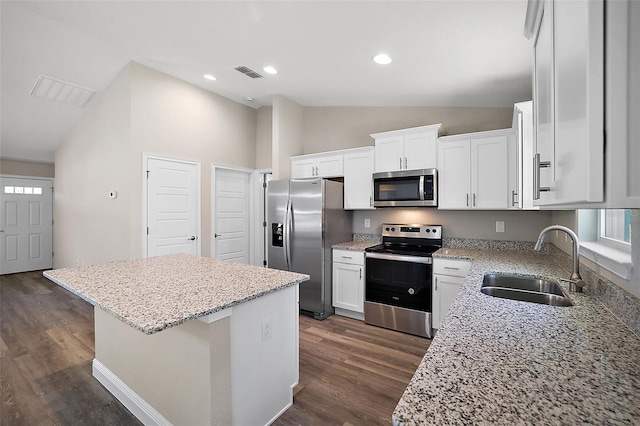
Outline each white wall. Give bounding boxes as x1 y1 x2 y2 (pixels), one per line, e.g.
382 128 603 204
54 62 257 268
54 64 132 268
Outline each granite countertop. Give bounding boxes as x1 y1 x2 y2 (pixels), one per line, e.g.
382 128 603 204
44 254 309 335
332 241 380 251
393 248 640 425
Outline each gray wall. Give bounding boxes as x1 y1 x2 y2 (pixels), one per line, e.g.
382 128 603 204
0 159 55 178
353 209 553 241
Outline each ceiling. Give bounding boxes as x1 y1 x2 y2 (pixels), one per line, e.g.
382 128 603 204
0 1 532 164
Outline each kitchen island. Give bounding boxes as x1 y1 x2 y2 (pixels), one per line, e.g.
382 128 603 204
393 248 640 425
44 253 309 426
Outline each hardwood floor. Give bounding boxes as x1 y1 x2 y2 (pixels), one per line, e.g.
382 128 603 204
273 316 429 426
1 271 429 425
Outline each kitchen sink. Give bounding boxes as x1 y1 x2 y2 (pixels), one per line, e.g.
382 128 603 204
480 273 574 307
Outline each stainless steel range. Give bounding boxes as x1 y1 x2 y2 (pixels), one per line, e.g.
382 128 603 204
364 224 442 338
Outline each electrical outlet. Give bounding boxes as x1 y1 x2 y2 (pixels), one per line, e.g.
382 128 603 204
261 318 272 341
364 218 371 228
496 221 505 233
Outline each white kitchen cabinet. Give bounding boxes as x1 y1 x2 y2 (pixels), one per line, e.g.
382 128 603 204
291 152 344 178
371 124 441 173
438 129 513 210
525 0 605 206
432 258 472 330
343 147 375 210
332 249 365 320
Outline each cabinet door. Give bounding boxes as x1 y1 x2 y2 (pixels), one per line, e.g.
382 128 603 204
291 159 315 178
532 0 555 202
316 154 344 178
550 0 604 204
404 131 437 170
344 150 374 210
471 136 509 209
332 262 364 313
374 136 404 172
432 274 465 329
437 140 471 209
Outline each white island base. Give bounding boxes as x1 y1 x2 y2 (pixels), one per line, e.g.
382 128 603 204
92 285 299 426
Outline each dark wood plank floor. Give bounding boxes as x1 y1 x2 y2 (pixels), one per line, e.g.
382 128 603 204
1 271 429 425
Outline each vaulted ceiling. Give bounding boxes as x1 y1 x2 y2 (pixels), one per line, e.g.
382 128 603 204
1 1 531 163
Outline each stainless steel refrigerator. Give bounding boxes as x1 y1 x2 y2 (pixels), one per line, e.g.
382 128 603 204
267 178 352 320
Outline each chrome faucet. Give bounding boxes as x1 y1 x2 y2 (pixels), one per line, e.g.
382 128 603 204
534 225 585 292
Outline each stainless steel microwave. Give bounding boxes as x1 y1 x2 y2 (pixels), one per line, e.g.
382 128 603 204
373 169 438 207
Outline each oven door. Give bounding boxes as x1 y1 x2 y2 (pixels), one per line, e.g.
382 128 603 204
365 253 432 312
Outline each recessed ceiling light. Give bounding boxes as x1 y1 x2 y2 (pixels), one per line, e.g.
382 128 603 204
246 97 255 102
203 74 216 81
263 66 278 75
373 54 392 65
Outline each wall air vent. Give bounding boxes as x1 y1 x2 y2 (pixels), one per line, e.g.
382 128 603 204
30 75 95 107
235 66 263 79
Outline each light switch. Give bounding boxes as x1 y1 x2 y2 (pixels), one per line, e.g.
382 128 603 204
496 221 505 233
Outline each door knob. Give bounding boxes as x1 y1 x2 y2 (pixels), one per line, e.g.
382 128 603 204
214 234 221 238
188 236 197 241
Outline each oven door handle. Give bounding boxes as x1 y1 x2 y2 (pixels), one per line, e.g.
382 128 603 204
365 252 432 264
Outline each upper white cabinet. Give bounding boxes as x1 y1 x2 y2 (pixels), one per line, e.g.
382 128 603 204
512 101 538 210
291 152 343 178
343 147 375 210
438 129 515 210
371 124 441 173
525 0 605 206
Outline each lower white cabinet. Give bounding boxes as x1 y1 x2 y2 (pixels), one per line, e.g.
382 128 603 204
332 249 365 320
432 258 472 330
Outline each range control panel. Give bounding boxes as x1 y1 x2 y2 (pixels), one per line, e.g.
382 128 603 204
381 224 442 239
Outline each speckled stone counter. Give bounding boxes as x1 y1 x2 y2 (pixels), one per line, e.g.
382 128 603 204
393 248 640 425
332 240 380 251
44 253 309 334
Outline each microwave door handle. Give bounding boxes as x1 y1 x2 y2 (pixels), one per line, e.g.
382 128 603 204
419 176 425 201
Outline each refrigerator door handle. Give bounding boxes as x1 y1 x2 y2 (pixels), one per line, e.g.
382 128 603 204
284 198 293 270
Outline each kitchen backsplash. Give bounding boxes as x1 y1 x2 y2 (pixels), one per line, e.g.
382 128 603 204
548 245 640 338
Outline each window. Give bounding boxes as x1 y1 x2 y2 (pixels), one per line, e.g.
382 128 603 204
599 209 632 252
3 186 43 195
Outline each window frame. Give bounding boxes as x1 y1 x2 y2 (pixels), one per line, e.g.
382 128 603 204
597 209 632 253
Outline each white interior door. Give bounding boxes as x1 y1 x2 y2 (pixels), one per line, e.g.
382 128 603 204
213 167 251 264
0 177 53 274
146 157 200 257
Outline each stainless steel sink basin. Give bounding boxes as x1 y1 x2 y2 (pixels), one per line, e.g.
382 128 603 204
481 273 574 307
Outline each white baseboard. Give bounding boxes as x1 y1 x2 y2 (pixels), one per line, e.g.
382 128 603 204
92 359 172 426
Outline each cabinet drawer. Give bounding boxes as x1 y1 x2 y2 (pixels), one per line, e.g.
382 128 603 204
332 249 364 265
433 258 472 277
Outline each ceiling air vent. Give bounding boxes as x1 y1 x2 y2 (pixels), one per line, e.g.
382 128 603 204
30 75 95 107
235 66 263 79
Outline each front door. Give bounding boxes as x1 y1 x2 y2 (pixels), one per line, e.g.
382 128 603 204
0 177 53 274
146 157 200 257
212 167 250 264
